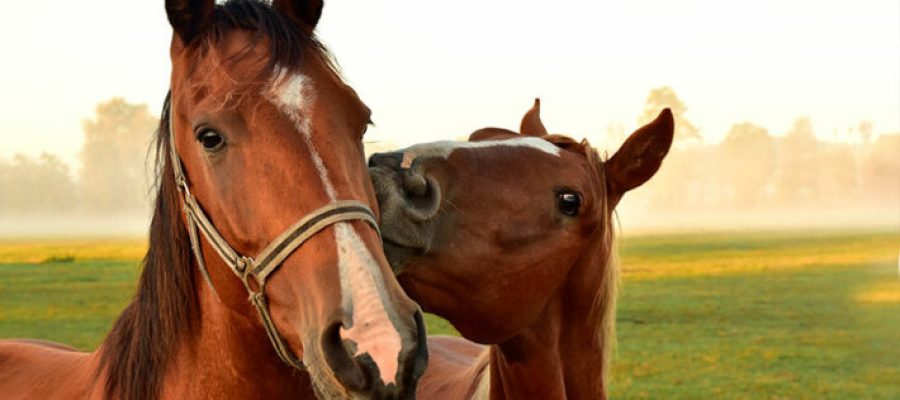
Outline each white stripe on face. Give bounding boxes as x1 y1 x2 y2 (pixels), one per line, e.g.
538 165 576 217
266 68 402 384
266 67 337 200
400 137 560 168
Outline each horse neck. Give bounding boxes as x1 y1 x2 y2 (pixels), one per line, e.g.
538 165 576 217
162 258 315 399
486 229 614 400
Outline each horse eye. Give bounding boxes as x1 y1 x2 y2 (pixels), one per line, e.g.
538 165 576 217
557 191 582 216
197 130 225 152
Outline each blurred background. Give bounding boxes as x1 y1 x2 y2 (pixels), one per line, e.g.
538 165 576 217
0 0 897 235
0 0 898 398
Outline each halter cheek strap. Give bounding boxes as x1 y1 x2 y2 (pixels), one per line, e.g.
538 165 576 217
166 95 380 370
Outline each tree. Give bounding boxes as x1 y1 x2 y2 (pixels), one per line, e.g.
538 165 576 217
0 158 11 214
0 153 76 214
638 86 700 145
815 143 859 205
860 134 900 206
720 122 775 207
856 121 873 144
774 117 819 205
605 122 626 152
633 87 706 210
79 98 157 214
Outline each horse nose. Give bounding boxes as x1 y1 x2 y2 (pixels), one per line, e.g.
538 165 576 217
321 321 369 392
369 151 442 223
320 311 428 398
368 151 404 169
399 170 441 222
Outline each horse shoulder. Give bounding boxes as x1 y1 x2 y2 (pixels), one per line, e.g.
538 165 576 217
417 336 489 400
0 340 99 400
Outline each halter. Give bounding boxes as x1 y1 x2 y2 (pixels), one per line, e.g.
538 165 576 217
165 94 380 370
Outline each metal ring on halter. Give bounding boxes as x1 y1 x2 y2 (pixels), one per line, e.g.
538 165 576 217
165 92 381 370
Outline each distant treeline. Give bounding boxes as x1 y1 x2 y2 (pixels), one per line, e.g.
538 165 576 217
0 98 156 216
615 87 900 212
1 91 898 219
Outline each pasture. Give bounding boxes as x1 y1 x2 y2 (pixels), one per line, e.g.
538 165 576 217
0 230 897 399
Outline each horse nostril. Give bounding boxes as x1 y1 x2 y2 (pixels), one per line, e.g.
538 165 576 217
320 321 370 393
402 172 428 196
401 174 441 222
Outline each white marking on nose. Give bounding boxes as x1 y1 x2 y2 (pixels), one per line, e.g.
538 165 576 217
335 223 402 385
401 151 417 169
266 68 403 384
401 137 560 166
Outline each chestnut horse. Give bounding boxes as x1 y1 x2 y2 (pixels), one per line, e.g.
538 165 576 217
0 0 427 399
369 100 674 399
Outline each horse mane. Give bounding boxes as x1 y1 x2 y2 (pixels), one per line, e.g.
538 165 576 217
213 0 339 73
546 134 620 386
97 2 336 399
97 97 197 400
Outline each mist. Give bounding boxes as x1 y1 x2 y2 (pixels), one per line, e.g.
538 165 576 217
1 90 898 238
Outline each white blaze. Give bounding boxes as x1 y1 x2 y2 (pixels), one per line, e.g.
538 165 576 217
335 223 402 384
266 68 402 384
266 68 337 200
400 137 561 168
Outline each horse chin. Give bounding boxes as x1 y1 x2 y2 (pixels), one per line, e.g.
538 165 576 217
382 238 424 274
305 352 354 400
309 372 353 400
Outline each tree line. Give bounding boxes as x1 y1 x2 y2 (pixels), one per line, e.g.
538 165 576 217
625 87 899 212
0 98 157 216
1 91 897 219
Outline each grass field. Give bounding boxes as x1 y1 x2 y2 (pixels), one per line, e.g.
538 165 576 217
1 230 898 399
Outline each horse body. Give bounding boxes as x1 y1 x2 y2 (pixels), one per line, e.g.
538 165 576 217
0 275 312 400
0 341 100 399
414 336 487 398
154 282 313 399
0 283 311 400
415 233 613 399
371 99 674 399
1 1 426 398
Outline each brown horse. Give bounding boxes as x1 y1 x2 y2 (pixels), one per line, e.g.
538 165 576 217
369 100 674 399
0 0 427 399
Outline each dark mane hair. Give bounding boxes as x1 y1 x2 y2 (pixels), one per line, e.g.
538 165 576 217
544 133 619 380
203 0 340 82
97 1 331 399
97 96 197 400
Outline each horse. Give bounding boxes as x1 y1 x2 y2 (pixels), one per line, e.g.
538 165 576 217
369 99 674 399
0 1 427 398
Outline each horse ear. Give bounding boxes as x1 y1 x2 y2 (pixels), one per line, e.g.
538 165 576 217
606 109 674 203
273 0 324 30
165 0 216 45
520 98 549 137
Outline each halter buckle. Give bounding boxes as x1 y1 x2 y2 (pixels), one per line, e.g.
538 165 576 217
175 176 191 196
235 256 253 274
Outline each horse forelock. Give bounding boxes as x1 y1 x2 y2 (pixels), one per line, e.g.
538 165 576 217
175 0 344 114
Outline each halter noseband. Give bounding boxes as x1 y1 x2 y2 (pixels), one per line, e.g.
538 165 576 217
166 95 380 370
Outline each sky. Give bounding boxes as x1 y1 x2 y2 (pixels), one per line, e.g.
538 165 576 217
1 0 898 170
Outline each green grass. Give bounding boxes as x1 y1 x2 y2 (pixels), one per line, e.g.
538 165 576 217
0 230 898 398
0 240 457 349
0 260 138 349
613 263 900 399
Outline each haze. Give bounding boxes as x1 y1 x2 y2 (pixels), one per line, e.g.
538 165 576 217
0 0 898 235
